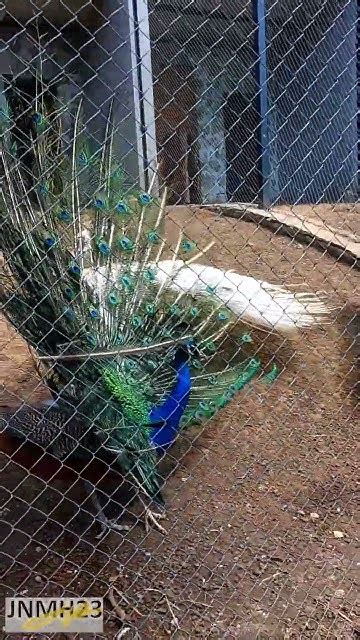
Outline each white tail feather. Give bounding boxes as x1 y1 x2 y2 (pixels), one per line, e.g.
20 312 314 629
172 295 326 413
83 259 333 337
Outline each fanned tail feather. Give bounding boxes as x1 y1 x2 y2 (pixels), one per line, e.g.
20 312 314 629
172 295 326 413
0 85 332 515
83 259 333 337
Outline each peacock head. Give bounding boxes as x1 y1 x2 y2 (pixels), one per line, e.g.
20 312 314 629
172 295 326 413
175 338 200 362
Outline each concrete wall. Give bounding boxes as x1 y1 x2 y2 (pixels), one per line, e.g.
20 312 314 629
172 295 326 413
0 0 156 187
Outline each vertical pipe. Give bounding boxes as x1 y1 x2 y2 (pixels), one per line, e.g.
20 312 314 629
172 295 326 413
252 0 271 207
128 0 158 193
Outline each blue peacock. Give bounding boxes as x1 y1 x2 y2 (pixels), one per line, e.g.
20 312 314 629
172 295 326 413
0 92 332 535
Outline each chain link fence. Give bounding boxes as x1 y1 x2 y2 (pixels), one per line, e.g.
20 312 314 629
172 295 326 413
0 0 358 637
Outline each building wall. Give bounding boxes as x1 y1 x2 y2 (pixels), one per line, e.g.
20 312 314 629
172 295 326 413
153 62 201 204
268 0 358 204
0 1 155 187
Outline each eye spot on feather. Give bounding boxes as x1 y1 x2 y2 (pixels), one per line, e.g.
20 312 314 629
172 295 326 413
203 340 216 353
85 333 97 347
181 239 196 253
32 112 46 130
206 285 217 294
115 201 129 215
94 195 107 210
120 274 134 290
169 304 182 317
143 268 156 283
145 303 156 316
44 236 56 249
192 359 203 370
118 236 134 252
64 286 75 300
199 401 210 411
147 230 161 245
131 315 144 328
189 307 200 318
138 193 152 205
89 307 100 319
69 261 81 276
64 307 76 320
108 292 120 306
57 209 72 222
240 333 253 343
97 239 111 255
37 183 49 196
217 310 230 322
77 151 89 167
147 359 157 371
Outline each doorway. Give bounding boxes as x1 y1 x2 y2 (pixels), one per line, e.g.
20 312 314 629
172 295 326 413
223 92 262 203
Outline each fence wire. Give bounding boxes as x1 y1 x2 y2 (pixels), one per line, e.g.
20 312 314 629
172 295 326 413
0 0 358 638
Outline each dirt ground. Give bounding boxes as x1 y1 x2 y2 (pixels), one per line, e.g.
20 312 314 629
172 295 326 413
0 204 359 639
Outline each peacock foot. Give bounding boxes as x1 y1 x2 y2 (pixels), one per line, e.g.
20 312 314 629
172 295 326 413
95 518 131 540
83 480 131 539
144 507 167 534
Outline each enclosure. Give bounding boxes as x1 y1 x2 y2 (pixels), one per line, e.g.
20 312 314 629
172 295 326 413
0 0 359 638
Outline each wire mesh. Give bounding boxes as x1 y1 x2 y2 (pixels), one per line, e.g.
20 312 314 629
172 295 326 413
0 0 358 638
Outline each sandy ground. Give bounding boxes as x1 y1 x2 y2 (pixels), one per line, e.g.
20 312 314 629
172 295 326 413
0 203 359 639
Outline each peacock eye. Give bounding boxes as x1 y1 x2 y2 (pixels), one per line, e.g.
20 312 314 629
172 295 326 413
89 307 100 319
240 333 253 343
69 261 81 275
121 275 134 289
97 239 111 255
204 341 216 353
206 285 217 294
85 333 97 347
78 151 88 166
217 310 230 322
37 183 49 195
138 193 152 205
57 209 72 222
143 268 156 283
169 304 182 317
108 292 120 306
147 230 160 244
115 201 129 215
118 236 134 252
145 303 156 316
131 315 144 328
181 239 196 252
199 401 210 411
64 307 76 320
189 307 200 318
44 236 56 249
64 287 75 300
93 193 107 210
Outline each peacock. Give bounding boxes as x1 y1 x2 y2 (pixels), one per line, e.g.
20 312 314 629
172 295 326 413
0 91 332 536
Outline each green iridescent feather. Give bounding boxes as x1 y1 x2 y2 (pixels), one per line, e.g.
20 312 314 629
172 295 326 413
0 88 279 503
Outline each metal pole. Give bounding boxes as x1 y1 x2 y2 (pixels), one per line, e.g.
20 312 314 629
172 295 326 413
253 0 271 207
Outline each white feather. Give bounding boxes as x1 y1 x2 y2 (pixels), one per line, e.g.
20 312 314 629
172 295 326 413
83 259 333 337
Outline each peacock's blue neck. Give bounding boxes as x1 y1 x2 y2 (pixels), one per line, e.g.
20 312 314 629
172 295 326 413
149 345 192 453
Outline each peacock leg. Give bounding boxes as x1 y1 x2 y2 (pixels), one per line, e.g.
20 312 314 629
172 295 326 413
83 481 131 538
144 506 167 534
138 494 167 534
